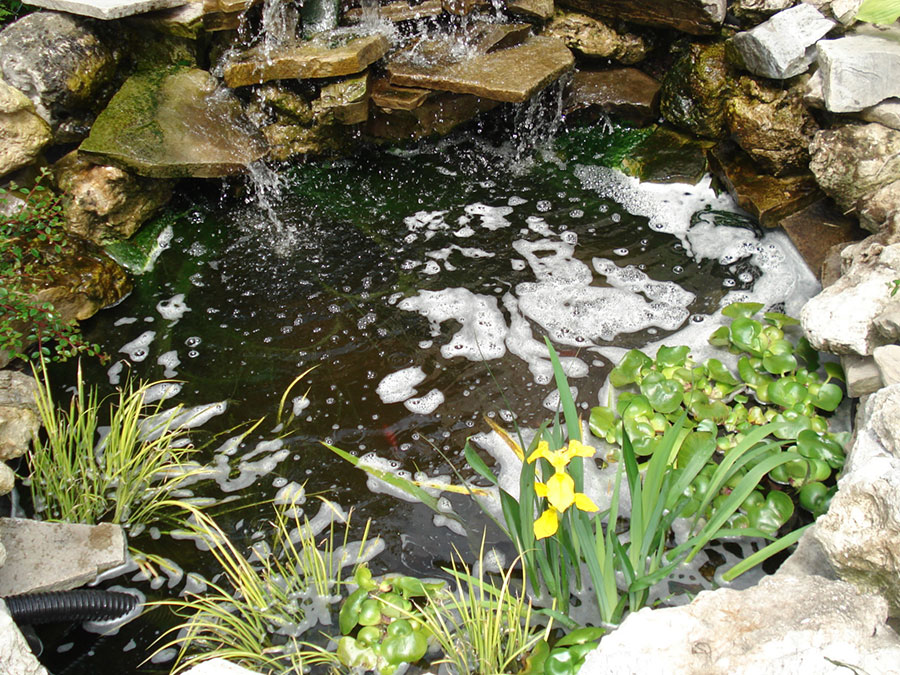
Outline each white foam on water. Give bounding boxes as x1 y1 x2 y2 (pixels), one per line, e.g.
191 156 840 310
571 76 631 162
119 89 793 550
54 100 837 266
157 294 190 323
157 350 180 378
593 258 695 308
503 293 589 385
143 382 182 404
292 394 311 416
404 388 445 414
464 202 513 230
107 360 124 385
119 331 155 362
398 288 507 361
513 239 692 346
376 366 427 404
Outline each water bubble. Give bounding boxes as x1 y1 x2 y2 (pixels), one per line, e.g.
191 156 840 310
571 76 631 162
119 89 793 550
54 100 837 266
536 200 551 212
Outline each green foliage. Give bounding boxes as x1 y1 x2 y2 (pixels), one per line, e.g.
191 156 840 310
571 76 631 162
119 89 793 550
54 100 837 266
0 168 105 363
153 501 364 674
413 550 547 675
0 0 25 25
27 360 208 534
856 0 900 23
336 565 438 673
591 303 847 524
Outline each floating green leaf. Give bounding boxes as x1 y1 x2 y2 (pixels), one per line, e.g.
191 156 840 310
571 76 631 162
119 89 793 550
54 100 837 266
640 371 684 414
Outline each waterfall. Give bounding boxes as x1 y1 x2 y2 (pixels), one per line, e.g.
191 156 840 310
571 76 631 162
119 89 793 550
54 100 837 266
260 0 300 58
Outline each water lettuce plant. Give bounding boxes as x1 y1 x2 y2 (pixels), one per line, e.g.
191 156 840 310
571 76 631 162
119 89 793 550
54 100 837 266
467 339 809 625
590 303 847 523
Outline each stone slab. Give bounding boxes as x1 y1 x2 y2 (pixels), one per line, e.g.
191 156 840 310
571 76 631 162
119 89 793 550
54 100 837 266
779 198 866 280
708 143 821 227
371 77 432 111
507 0 554 20
0 519 126 595
387 35 574 104
26 0 189 20
564 67 660 126
224 34 390 88
843 353 883 398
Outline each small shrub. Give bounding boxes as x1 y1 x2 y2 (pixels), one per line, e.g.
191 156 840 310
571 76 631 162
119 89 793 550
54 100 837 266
0 168 105 363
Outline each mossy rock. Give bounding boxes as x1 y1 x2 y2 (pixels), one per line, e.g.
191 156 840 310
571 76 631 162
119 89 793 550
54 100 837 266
659 42 736 140
80 66 266 178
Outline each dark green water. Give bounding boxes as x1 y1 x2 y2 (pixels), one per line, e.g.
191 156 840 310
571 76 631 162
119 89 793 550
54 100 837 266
33 128 816 672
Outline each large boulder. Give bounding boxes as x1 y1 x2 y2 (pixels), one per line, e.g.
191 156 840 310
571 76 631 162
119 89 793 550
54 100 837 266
809 123 900 232
814 384 900 616
556 0 725 35
53 151 174 243
0 80 51 178
725 77 817 176
0 371 38 463
730 4 835 80
0 11 121 142
801 238 900 355
659 42 735 140
578 574 900 674
79 67 267 178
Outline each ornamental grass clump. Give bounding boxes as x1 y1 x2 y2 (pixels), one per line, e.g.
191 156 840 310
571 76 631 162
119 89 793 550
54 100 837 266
153 500 375 674
26 360 205 534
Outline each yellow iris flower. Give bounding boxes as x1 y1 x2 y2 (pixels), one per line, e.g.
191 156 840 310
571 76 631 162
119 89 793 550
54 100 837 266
529 440 600 539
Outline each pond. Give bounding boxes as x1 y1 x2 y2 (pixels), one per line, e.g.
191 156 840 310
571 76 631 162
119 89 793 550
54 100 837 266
33 124 818 673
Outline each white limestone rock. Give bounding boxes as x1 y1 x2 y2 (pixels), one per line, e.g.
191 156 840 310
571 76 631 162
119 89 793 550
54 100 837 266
817 33 900 113
577 574 900 674
808 123 900 221
800 240 900 355
731 3 835 79
0 601 47 675
815 384 900 616
860 98 900 131
874 344 900 386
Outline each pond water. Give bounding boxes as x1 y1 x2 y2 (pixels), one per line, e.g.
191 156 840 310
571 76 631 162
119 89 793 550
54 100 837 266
34 126 818 672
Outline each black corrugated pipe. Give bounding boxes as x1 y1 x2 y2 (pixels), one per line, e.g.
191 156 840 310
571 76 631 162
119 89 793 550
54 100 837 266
3 589 139 625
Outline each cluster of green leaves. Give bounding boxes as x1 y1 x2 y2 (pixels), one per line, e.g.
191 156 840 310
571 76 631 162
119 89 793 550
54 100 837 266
337 565 438 673
337 546 545 675
0 168 104 362
0 0 25 25
522 627 604 675
591 303 847 527
856 0 900 24
461 339 806 627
